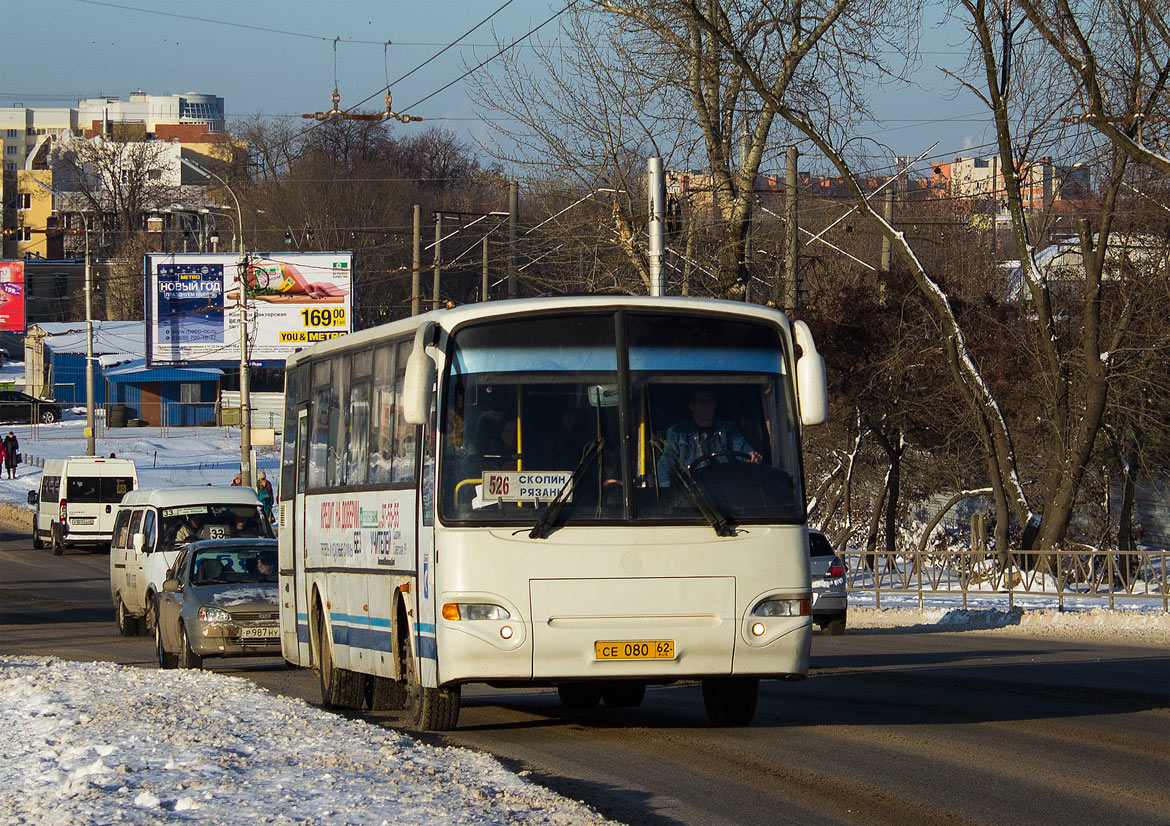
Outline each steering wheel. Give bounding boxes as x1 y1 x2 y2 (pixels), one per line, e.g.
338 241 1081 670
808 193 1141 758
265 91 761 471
687 451 755 473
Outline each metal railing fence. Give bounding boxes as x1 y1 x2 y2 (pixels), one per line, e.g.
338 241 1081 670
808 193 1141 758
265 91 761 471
844 547 1168 612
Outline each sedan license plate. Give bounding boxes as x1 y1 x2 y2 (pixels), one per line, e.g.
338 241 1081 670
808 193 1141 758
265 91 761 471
595 640 675 660
238 627 278 640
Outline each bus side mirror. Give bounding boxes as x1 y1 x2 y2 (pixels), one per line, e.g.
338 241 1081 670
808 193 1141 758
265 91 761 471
132 532 146 554
27 490 38 505
403 322 437 425
793 320 827 426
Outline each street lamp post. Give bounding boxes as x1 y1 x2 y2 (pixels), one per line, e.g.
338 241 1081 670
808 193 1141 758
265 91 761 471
180 158 252 486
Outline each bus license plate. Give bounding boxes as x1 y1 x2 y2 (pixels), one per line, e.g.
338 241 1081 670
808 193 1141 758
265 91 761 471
595 640 675 660
239 627 278 640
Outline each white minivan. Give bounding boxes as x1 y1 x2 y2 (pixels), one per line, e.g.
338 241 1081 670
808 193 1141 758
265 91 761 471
108 486 274 636
28 457 139 554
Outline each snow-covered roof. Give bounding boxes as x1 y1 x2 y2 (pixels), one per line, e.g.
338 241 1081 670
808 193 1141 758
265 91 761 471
102 358 223 381
1005 233 1170 300
32 321 144 357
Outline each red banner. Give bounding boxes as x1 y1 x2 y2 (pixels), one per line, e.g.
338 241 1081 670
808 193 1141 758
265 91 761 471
0 261 25 332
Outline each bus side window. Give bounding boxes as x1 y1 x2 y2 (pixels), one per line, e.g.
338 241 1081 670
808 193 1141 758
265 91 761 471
112 509 133 549
392 340 416 482
127 509 144 541
330 355 350 487
142 510 157 552
370 342 397 485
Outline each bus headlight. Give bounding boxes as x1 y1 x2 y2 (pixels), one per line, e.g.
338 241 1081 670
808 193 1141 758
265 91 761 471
198 606 233 624
752 598 810 618
442 603 510 621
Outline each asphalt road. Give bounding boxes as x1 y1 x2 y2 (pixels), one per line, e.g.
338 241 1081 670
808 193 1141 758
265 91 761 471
3 523 1169 826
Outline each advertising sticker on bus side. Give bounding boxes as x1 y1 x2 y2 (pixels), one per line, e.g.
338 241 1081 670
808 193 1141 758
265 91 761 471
481 471 572 503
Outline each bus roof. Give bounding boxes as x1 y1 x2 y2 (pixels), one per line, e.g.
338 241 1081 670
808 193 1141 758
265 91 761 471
286 296 792 369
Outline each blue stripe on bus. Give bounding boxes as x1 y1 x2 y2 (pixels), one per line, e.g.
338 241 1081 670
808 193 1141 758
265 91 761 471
291 613 435 659
417 634 437 660
334 623 396 652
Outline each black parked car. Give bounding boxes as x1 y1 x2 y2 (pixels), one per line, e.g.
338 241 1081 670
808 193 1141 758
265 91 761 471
0 390 62 423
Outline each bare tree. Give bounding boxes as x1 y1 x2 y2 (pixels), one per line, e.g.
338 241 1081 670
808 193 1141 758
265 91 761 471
473 0 921 295
222 118 497 325
51 135 179 251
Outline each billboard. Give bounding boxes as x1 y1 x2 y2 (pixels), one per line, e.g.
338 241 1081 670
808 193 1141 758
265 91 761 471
146 252 353 366
0 261 26 332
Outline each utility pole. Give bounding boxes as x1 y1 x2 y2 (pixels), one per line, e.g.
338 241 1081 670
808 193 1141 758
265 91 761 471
432 213 442 312
83 216 95 457
881 188 894 273
411 205 421 316
482 235 489 302
784 145 799 313
880 188 894 309
507 181 518 299
647 157 665 297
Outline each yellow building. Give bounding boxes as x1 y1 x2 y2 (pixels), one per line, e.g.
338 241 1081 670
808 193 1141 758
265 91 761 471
3 170 58 259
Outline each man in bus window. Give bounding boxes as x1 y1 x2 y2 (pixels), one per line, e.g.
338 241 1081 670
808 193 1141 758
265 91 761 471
657 388 760 486
175 513 203 544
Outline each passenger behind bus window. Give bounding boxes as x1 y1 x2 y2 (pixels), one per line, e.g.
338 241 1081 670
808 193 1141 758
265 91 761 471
538 407 589 470
231 515 258 536
480 413 517 470
657 388 761 486
174 514 203 544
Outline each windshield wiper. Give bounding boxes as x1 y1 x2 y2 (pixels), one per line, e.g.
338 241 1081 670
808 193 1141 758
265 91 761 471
653 438 736 538
528 438 605 540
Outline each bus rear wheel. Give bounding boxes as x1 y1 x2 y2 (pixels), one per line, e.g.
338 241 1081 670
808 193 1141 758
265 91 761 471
368 675 408 711
400 628 460 730
702 677 759 726
315 609 363 709
51 525 65 556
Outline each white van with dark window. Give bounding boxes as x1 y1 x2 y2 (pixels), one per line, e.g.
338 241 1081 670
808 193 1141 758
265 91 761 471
108 486 273 636
28 457 139 554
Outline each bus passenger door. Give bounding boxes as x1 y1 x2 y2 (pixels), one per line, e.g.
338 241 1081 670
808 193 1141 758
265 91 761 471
283 408 310 662
415 412 439 689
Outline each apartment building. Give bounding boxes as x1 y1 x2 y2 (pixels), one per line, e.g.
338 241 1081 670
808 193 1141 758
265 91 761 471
2 90 229 261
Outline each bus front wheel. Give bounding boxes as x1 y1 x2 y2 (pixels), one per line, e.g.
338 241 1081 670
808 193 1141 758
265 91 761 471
315 610 363 710
400 630 460 730
701 677 759 726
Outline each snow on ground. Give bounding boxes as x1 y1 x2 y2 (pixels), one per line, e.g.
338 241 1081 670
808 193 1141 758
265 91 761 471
849 604 1170 646
2 374 1169 823
0 656 619 826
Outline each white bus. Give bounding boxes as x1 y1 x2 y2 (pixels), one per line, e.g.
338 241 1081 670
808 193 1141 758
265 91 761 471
279 296 827 730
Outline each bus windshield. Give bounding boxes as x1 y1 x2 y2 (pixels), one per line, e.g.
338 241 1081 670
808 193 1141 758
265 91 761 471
438 311 804 528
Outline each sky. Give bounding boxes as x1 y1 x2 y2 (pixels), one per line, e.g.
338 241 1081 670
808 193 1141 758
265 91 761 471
0 0 996 174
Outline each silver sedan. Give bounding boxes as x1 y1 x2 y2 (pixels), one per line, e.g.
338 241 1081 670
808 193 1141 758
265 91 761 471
809 529 847 635
155 538 281 669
